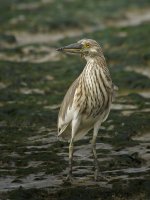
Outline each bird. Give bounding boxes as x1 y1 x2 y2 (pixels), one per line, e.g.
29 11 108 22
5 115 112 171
57 39 117 181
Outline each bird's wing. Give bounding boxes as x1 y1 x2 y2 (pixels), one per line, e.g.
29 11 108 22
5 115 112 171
112 84 118 101
102 66 118 101
57 77 79 136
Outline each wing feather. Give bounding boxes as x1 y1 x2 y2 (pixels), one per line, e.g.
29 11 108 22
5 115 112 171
57 77 79 136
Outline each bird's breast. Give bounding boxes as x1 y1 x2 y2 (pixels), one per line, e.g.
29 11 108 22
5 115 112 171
74 67 112 118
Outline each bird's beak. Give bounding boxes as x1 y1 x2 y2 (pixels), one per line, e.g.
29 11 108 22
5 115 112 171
57 43 83 54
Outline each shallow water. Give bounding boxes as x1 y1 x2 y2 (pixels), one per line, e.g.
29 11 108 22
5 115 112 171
0 0 150 199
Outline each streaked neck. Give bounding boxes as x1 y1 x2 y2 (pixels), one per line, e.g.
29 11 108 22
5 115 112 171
85 55 106 68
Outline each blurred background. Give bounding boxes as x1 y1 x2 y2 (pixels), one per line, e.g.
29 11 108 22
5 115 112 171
0 0 150 199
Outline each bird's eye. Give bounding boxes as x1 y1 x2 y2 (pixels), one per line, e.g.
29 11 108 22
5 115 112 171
85 43 90 48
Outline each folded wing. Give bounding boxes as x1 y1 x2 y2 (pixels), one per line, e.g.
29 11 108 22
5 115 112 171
58 78 79 136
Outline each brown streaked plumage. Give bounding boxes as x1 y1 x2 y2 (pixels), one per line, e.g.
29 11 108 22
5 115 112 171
57 39 117 181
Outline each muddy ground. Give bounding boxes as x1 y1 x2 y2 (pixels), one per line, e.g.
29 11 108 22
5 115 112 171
0 0 150 199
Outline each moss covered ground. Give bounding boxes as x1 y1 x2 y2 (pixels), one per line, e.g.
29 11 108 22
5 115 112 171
0 0 150 199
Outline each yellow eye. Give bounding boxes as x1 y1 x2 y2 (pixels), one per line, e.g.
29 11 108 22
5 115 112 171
85 43 90 48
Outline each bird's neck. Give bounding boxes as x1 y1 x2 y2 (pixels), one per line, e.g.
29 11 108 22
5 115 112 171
83 55 111 85
85 55 107 70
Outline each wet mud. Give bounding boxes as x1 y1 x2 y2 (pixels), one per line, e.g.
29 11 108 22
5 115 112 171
0 0 150 199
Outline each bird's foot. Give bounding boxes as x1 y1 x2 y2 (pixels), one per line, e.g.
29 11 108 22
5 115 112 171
94 169 110 182
64 173 73 184
94 168 99 181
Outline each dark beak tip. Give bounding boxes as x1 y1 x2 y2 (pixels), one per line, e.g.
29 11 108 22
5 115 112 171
56 47 63 51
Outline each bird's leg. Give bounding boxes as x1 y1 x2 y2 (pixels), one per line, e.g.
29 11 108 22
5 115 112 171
66 117 80 182
92 125 110 182
91 128 99 181
66 139 74 181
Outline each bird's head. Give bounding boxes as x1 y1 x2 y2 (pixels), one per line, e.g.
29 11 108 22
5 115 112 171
57 39 103 60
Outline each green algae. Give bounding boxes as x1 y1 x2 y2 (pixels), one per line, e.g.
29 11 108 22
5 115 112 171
1 0 150 32
0 0 150 199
